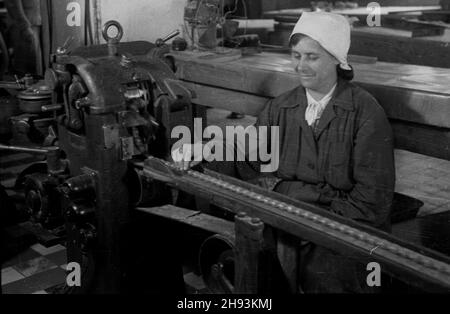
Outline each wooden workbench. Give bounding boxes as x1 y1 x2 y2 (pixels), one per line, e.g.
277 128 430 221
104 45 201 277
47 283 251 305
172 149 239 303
172 50 450 267
173 50 450 160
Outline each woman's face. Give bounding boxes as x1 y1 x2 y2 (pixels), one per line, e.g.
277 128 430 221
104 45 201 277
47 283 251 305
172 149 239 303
291 36 339 93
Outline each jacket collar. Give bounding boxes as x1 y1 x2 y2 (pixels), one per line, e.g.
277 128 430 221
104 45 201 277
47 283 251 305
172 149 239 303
280 78 354 111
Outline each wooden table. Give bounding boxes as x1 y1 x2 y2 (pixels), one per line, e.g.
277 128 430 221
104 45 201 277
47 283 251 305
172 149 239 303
173 50 450 160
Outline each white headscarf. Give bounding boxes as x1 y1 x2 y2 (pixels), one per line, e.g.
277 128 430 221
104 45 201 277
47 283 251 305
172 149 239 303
290 11 352 70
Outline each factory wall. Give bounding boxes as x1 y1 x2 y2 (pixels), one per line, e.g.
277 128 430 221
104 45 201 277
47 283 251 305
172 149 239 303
89 0 443 44
96 0 186 43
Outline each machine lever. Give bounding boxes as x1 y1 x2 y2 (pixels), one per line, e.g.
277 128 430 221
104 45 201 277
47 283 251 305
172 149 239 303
156 29 180 47
41 104 63 112
56 36 74 55
0 144 59 154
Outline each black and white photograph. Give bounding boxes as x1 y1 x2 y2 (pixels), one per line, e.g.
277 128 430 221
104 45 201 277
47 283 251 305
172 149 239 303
0 0 449 304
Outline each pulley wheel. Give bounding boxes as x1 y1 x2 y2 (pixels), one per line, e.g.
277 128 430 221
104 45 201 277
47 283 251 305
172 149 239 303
198 234 235 294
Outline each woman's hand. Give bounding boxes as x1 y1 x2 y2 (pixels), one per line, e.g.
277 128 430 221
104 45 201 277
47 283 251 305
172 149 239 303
171 142 205 171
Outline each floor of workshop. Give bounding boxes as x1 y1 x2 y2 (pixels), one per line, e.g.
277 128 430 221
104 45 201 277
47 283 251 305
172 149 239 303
1 108 449 294
1 244 67 294
1 242 207 294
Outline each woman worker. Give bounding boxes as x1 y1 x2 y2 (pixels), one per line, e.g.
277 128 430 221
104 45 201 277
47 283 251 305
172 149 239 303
174 11 395 293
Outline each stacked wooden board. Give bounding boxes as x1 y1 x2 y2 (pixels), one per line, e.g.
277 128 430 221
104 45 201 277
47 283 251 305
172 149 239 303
262 6 450 68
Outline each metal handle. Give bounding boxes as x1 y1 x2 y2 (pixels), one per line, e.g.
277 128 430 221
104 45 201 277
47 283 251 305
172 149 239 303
156 29 180 47
41 104 63 112
0 144 59 154
162 29 180 43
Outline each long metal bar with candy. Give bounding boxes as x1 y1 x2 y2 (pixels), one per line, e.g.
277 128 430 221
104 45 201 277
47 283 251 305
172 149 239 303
139 156 450 292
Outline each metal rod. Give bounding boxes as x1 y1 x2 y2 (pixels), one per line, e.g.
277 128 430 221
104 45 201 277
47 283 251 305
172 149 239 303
41 104 63 112
161 29 180 43
0 144 50 154
0 81 24 90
